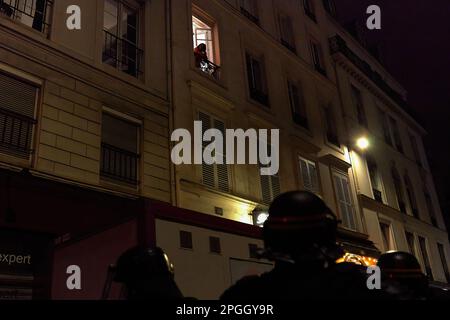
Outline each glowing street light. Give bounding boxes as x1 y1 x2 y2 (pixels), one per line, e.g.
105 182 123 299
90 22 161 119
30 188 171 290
356 137 370 150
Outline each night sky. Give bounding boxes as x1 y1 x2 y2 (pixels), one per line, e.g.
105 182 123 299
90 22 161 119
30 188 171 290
336 0 450 230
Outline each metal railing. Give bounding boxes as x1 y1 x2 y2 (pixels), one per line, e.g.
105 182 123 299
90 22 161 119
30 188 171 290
100 143 140 186
0 0 53 34
197 58 221 81
0 107 35 158
103 30 144 78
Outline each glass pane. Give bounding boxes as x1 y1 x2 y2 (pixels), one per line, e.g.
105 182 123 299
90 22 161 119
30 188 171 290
121 4 138 44
104 0 118 35
102 113 138 153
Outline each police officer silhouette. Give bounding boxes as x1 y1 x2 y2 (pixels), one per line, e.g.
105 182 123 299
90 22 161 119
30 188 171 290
221 191 378 300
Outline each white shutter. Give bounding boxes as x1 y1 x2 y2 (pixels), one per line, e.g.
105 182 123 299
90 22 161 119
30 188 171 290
334 172 357 231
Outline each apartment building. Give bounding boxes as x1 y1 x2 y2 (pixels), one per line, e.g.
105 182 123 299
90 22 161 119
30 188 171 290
0 0 448 300
0 0 172 299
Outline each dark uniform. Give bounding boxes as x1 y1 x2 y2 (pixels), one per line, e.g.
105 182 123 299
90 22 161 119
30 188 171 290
221 191 382 301
111 246 184 300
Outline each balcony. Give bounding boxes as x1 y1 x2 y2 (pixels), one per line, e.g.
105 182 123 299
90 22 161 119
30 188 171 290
102 30 143 78
0 0 52 34
329 35 420 122
0 108 36 159
240 7 259 25
373 188 383 203
100 143 140 186
197 58 221 81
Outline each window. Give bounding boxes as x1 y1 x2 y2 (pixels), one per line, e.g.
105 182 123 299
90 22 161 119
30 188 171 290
299 157 319 194
0 72 38 159
424 187 438 227
367 156 383 203
240 0 258 24
405 231 416 256
103 0 143 78
391 166 406 214
303 0 316 22
389 116 403 153
404 174 419 219
437 243 450 283
259 162 280 204
323 105 340 146
418 236 433 280
0 0 53 34
198 111 229 192
310 40 326 76
323 0 337 18
209 237 221 254
288 81 308 128
351 85 368 127
380 222 393 252
333 171 357 231
249 244 259 259
379 108 392 146
279 14 296 53
192 13 220 80
101 112 140 186
246 53 269 106
180 231 193 249
409 134 423 167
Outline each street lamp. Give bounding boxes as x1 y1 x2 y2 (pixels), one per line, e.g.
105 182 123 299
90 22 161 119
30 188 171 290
356 136 370 150
252 209 269 227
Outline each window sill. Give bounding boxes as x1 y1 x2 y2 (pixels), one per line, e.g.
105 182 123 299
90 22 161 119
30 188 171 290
191 67 226 89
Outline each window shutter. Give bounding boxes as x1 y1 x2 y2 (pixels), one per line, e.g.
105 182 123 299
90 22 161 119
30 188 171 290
199 112 215 189
214 118 229 192
299 157 318 194
260 173 272 204
334 173 356 231
0 73 37 118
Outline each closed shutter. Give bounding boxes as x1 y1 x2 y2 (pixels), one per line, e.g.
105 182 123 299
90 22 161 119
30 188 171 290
0 73 37 158
199 112 229 192
214 118 229 192
299 157 318 194
0 73 37 118
260 172 272 204
199 112 215 189
334 172 356 231
259 144 281 204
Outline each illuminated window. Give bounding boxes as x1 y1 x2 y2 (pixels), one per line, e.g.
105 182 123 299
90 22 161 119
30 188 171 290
192 13 220 79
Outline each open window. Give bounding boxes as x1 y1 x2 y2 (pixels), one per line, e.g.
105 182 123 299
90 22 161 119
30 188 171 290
391 165 406 214
310 38 326 76
366 156 383 203
192 9 221 80
246 52 269 107
288 80 308 128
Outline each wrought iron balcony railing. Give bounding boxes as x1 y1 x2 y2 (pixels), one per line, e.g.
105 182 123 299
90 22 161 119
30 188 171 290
0 107 36 159
103 30 144 78
0 0 52 34
100 143 140 186
198 58 221 81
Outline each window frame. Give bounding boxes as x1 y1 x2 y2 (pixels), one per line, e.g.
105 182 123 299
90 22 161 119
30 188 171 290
298 155 320 195
245 51 270 107
287 79 308 129
309 38 326 76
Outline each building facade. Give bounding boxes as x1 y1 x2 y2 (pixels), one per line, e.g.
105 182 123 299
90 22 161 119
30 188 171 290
0 0 448 300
